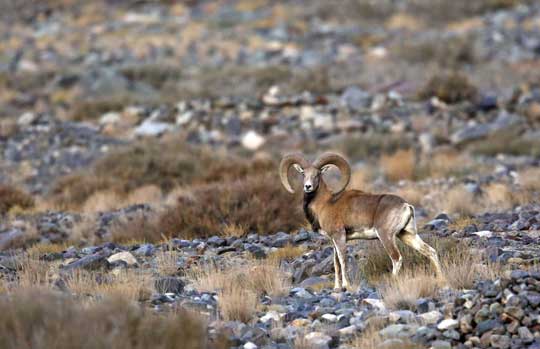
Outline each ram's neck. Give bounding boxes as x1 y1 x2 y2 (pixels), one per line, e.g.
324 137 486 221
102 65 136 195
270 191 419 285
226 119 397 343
303 181 331 231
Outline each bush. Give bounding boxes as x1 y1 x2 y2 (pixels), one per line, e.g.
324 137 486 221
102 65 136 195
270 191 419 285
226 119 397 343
0 288 226 349
108 173 303 243
417 73 478 103
0 185 34 215
48 138 276 211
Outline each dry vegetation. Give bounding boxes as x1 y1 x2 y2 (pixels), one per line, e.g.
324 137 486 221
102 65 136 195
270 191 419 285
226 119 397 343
362 235 503 311
0 185 34 215
362 236 468 283
189 258 290 322
268 245 307 263
47 138 275 211
417 72 478 103
109 175 304 243
63 269 154 302
0 288 223 349
380 149 415 182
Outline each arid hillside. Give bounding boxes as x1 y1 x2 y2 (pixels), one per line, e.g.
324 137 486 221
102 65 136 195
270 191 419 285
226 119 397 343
1 1 540 348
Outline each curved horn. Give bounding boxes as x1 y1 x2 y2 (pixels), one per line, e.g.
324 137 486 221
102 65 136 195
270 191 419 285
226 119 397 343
279 153 309 194
313 152 351 195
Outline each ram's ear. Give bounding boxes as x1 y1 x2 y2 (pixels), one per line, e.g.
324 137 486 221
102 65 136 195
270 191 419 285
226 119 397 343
292 164 304 174
320 164 333 173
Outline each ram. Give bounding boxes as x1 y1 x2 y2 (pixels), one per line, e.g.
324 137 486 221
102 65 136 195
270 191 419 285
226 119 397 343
280 152 442 290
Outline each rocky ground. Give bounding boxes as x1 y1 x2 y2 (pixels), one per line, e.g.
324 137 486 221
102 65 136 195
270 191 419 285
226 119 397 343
1 0 540 348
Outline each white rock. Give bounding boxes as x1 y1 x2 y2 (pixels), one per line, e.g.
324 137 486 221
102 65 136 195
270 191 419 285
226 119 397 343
304 332 332 349
419 311 443 325
18 112 36 126
437 318 459 331
473 230 493 238
100 112 121 125
260 311 280 323
241 130 265 150
262 85 281 105
243 342 257 349
338 325 358 336
107 251 138 266
363 298 387 312
321 314 337 322
134 120 173 137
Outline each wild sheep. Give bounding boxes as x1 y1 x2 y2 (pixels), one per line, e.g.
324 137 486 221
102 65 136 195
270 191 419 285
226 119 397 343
279 152 442 290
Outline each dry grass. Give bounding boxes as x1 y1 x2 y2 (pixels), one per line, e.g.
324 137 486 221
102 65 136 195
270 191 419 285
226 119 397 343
63 269 154 302
518 167 540 192
483 183 514 211
216 282 259 322
189 259 289 322
380 149 415 182
468 129 540 157
268 244 306 263
0 185 34 215
27 242 70 256
374 239 504 310
442 251 502 290
381 269 442 309
349 169 373 192
441 185 477 217
447 216 479 232
362 236 462 283
109 212 164 244
392 185 425 207
155 248 180 276
15 251 54 289
417 72 478 103
0 288 223 349
416 149 478 180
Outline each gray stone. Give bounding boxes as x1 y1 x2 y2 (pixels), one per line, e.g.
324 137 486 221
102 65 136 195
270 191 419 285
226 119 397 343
62 253 109 271
133 244 155 256
476 319 501 335
442 329 460 340
430 340 452 349
518 326 534 342
379 324 418 339
490 334 511 349
205 236 225 247
341 86 371 111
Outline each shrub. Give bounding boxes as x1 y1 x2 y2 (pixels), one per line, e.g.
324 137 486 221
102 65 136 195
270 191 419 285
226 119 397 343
0 185 34 215
157 174 304 240
48 138 276 211
417 73 477 103
0 288 225 349
380 149 415 182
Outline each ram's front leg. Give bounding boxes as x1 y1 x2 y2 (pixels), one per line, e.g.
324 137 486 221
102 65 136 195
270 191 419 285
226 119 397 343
334 232 351 290
332 244 342 290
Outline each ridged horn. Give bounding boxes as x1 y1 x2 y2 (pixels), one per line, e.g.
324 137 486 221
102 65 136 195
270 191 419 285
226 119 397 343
279 153 309 194
313 152 351 195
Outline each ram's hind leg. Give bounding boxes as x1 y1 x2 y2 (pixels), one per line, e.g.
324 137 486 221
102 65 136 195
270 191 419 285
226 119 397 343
399 208 443 276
